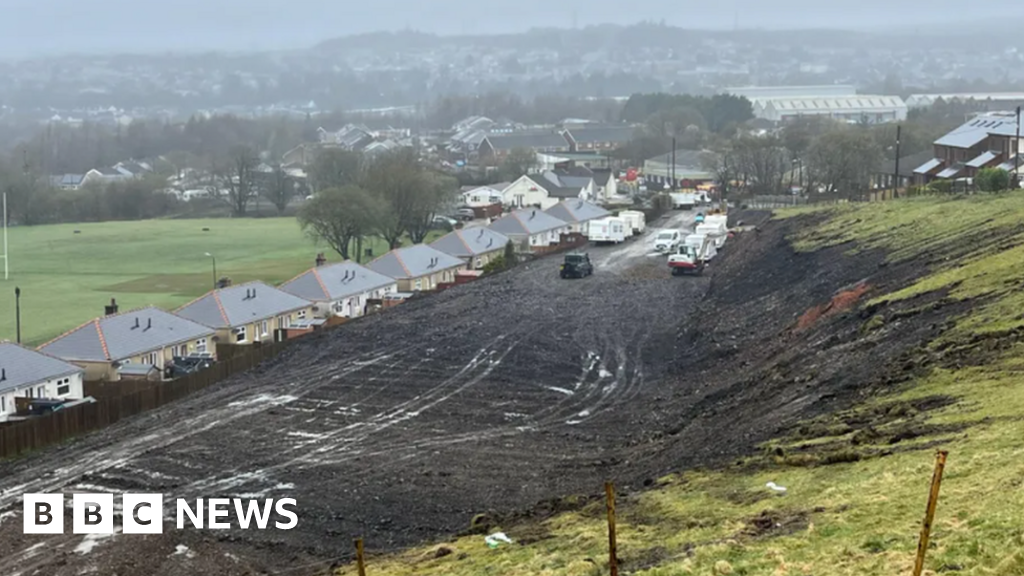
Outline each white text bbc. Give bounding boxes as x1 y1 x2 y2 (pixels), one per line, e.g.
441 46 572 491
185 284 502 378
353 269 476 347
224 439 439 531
23 494 298 534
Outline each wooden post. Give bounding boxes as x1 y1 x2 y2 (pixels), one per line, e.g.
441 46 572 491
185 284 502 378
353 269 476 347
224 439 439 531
912 450 949 576
355 537 366 576
605 481 618 576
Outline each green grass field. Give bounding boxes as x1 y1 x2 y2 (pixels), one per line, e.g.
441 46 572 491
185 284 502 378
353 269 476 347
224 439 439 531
0 218 427 346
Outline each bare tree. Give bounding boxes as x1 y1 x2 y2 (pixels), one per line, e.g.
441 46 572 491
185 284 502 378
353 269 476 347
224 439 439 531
733 135 788 196
358 148 424 249
805 129 883 200
297 185 384 260
264 165 296 214
700 145 739 199
407 171 459 244
214 146 260 216
308 148 363 192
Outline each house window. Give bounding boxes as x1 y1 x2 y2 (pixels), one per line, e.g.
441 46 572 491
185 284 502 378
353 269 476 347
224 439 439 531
143 352 156 365
297 310 307 320
261 320 269 337
1 396 5 413
37 386 45 398
414 279 423 291
474 257 482 269
234 326 247 343
57 380 70 396
196 338 207 353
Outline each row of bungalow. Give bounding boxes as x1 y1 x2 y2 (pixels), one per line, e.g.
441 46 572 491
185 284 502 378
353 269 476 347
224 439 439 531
1 199 615 422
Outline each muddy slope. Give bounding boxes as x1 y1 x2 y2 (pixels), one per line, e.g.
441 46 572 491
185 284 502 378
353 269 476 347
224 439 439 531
0 210 964 575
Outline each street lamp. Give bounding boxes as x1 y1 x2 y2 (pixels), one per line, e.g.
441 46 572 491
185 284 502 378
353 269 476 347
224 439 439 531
14 286 20 344
204 253 217 290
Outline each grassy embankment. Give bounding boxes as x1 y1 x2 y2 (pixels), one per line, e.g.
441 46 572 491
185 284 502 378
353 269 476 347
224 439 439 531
333 195 1024 576
0 218 437 346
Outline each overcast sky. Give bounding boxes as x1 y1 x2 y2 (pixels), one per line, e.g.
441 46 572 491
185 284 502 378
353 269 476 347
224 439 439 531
1 0 1019 58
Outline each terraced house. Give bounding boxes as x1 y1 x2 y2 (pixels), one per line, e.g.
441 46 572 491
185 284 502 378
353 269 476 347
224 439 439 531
175 282 315 345
367 244 467 292
0 342 85 422
280 261 398 319
38 307 216 381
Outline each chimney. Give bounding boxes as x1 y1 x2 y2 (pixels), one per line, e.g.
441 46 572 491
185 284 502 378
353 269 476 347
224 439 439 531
478 228 484 238
132 317 140 329
105 298 119 316
530 210 536 220
0 368 5 382
145 318 152 331
252 287 256 298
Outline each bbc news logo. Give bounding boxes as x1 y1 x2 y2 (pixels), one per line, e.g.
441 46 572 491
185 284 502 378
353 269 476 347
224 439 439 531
23 494 298 534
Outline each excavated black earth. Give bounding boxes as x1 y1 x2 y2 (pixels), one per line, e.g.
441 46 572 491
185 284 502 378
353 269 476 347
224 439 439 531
0 209 950 576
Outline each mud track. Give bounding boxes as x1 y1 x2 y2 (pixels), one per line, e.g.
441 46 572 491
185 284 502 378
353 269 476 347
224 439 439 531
0 208 956 575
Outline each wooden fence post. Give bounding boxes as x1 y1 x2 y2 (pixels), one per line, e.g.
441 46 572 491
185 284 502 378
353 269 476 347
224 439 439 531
354 537 367 576
913 450 949 576
605 481 618 576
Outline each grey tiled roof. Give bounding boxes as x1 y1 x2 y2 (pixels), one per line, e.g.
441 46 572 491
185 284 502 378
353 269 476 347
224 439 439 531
367 244 466 280
38 307 215 363
176 282 312 329
0 342 83 394
564 126 637 144
280 262 397 302
431 227 510 258
486 132 570 151
488 208 568 236
545 200 611 223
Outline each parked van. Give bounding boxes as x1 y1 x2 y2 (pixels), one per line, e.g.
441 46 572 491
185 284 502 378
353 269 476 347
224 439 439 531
653 229 683 253
695 222 728 248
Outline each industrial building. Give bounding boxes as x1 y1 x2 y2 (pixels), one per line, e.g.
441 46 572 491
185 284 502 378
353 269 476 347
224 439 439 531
723 85 907 125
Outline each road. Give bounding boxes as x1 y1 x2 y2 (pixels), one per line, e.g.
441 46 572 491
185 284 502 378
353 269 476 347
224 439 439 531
0 209 703 576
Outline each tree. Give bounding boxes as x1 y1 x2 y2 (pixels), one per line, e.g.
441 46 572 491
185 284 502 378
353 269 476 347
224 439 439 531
503 239 517 267
308 148 363 192
214 146 260 216
264 165 296 214
700 145 739 199
297 185 384 260
644 107 707 139
406 171 459 244
732 135 788 195
358 148 427 249
976 168 1011 192
805 129 883 200
501 148 537 180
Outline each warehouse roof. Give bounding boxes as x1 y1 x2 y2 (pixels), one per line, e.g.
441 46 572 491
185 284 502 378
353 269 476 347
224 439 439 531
765 95 907 113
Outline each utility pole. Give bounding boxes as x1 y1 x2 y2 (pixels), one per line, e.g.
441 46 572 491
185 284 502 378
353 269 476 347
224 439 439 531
1015 106 1021 188
2 192 8 280
670 136 677 192
14 287 20 344
893 124 902 199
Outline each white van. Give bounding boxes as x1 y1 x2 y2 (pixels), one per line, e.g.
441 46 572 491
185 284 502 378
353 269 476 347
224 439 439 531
653 229 683 253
